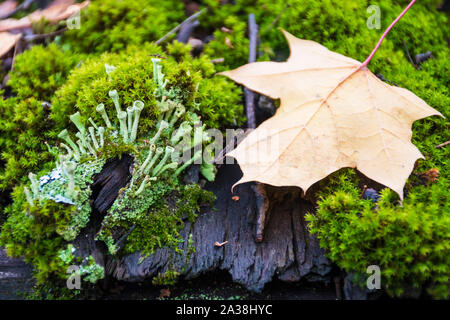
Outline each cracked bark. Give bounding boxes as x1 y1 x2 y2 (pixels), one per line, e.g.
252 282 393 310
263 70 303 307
101 162 332 292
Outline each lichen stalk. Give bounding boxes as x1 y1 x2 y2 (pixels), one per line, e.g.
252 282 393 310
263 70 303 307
152 146 174 176
130 100 145 142
96 103 112 128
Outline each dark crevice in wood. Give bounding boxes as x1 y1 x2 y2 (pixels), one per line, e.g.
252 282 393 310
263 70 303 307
91 155 133 217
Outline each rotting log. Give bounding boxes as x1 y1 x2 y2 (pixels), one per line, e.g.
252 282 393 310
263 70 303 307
95 162 332 292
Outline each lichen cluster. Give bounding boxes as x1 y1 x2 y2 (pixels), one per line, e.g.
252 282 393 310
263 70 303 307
0 58 217 292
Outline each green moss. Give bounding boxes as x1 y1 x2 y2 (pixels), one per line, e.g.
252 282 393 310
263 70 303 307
78 256 105 284
62 0 185 54
152 269 180 286
50 42 244 138
0 44 81 190
121 184 214 258
0 155 104 287
0 41 243 198
1 58 218 296
306 178 449 299
0 97 55 190
0 191 75 284
7 43 81 101
203 15 250 72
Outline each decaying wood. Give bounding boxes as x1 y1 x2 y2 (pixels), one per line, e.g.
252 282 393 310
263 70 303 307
90 155 133 215
72 155 134 277
0 247 34 299
0 159 331 296
252 182 270 242
243 13 274 243
102 163 331 292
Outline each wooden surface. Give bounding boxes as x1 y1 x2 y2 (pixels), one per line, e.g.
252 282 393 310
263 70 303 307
105 163 332 292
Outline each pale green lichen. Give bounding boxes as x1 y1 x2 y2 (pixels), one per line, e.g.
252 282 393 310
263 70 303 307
12 59 217 285
29 158 105 241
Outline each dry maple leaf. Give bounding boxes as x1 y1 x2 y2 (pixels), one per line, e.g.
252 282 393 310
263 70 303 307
0 1 18 19
0 32 21 57
0 0 90 32
220 2 442 199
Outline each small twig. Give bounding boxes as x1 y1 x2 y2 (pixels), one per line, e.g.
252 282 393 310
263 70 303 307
176 19 199 44
156 9 206 45
213 129 249 165
10 34 25 73
23 27 68 42
253 183 270 243
244 13 259 129
360 185 368 198
376 73 398 86
403 40 419 69
435 140 450 149
211 57 224 64
114 225 137 251
0 0 34 20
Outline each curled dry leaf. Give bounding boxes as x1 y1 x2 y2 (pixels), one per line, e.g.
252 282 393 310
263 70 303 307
214 241 229 247
420 168 440 184
0 0 90 32
0 32 21 57
220 30 442 199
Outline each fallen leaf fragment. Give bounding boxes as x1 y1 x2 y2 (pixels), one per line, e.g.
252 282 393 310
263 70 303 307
158 288 171 299
220 30 442 199
214 241 229 247
211 57 225 64
0 0 90 32
225 37 233 49
221 26 232 33
0 1 18 19
420 168 440 184
0 32 21 57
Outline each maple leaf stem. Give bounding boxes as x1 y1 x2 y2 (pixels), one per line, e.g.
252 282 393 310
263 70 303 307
361 0 416 68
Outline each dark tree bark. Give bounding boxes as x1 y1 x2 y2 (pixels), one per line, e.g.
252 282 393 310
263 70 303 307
102 163 332 292
0 157 333 297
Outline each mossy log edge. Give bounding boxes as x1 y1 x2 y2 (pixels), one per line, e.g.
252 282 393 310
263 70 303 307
98 162 332 292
